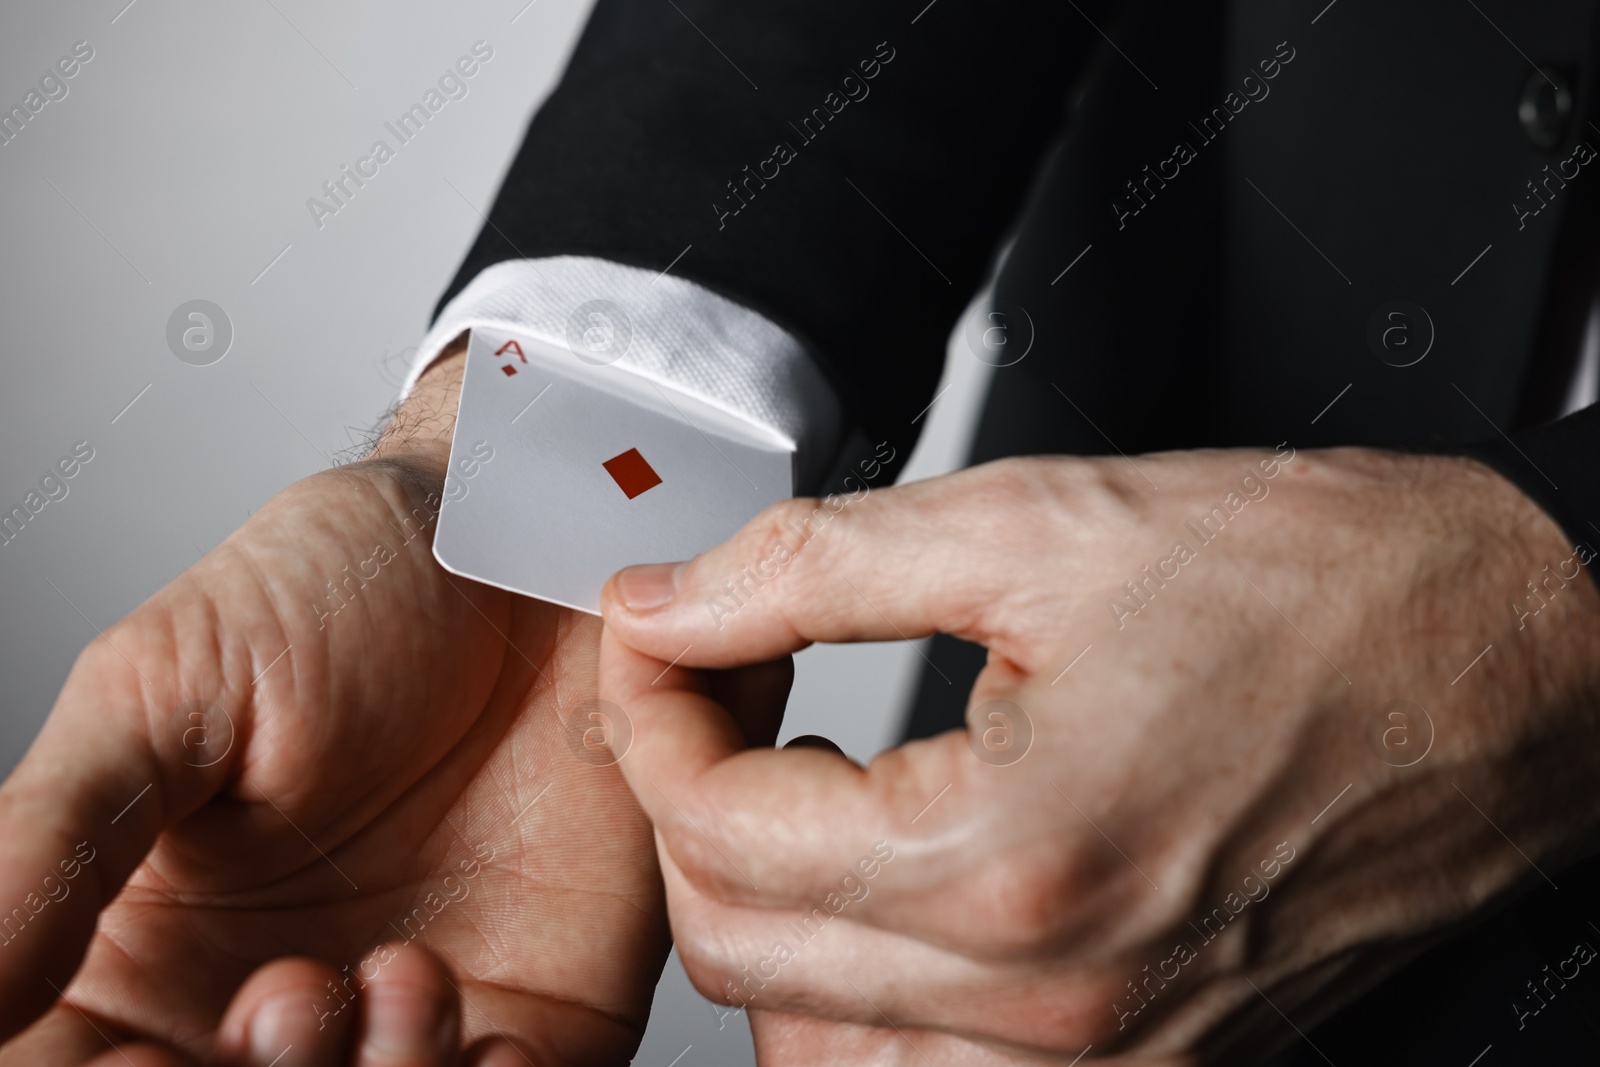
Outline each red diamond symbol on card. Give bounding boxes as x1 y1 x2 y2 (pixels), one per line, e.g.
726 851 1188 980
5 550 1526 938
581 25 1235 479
501 364 518 377
602 448 662 500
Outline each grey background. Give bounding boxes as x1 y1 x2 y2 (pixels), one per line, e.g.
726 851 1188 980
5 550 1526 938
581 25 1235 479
0 1 993 1062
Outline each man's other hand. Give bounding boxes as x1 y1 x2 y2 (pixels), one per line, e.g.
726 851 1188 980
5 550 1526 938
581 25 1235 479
600 449 1600 1064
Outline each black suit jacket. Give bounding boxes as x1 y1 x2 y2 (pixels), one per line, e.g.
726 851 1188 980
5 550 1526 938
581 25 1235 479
439 1 1600 1061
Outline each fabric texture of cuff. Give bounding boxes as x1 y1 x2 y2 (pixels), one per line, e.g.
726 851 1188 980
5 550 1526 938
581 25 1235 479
404 256 846 492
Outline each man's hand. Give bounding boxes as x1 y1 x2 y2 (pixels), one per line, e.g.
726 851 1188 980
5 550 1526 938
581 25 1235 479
598 449 1600 1064
0 347 671 1065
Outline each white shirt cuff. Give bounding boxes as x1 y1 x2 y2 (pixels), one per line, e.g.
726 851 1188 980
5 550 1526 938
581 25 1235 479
404 256 845 491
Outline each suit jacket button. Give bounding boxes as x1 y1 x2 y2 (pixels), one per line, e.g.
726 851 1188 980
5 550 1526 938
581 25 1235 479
1520 68 1573 149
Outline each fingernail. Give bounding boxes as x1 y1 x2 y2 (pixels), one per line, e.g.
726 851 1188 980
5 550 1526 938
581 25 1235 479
250 994 318 1066
478 1038 535 1067
358 986 455 1066
617 561 685 610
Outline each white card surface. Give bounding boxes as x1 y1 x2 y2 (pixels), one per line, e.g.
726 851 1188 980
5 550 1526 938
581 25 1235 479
433 327 794 614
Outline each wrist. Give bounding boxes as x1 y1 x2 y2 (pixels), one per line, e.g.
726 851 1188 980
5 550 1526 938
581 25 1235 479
1449 453 1600 856
1453 453 1599 622
1403 452 1600 690
366 334 468 472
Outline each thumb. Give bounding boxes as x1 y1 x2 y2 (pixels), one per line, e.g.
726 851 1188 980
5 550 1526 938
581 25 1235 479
0 616 241 1041
600 467 1020 667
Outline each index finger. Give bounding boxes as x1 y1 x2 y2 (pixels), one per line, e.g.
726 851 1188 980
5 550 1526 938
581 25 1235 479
600 465 1035 670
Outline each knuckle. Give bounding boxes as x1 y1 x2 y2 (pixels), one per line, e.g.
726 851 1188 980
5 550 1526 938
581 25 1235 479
946 456 1052 519
70 617 169 731
668 916 720 980
74 618 147 683
945 840 1085 957
964 459 1067 544
669 912 746 1005
974 455 1047 501
1004 970 1147 1050
677 950 734 1005
749 496 826 564
660 811 751 905
725 497 820 588
722 494 856 612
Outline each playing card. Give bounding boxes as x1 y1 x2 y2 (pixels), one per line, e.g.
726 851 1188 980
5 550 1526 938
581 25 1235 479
433 326 794 614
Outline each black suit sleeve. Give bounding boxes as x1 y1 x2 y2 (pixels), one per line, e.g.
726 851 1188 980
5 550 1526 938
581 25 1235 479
436 0 1115 460
1460 402 1600 571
